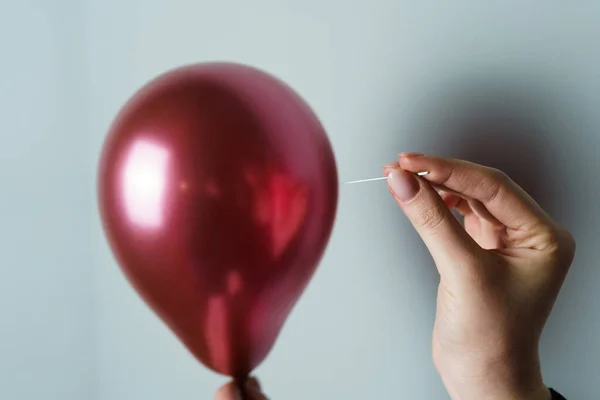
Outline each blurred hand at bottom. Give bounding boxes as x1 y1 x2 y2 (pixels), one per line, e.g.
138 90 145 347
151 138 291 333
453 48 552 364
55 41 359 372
215 377 268 400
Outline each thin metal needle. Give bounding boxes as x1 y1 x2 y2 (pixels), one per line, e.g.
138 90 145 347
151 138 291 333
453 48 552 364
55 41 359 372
345 171 429 185
345 176 388 184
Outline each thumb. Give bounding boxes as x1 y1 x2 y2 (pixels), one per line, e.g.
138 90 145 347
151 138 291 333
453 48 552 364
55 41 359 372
386 168 483 279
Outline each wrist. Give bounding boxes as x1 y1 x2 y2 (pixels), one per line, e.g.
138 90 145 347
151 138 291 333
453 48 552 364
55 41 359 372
437 351 549 400
442 376 549 400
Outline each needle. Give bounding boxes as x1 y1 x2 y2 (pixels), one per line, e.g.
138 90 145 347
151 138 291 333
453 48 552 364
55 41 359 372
345 171 430 185
344 176 387 184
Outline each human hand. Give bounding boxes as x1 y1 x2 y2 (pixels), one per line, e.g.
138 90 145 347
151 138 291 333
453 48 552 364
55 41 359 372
215 377 268 400
384 154 575 400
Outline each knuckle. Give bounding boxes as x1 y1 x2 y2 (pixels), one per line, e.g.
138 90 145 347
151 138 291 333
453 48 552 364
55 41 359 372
543 225 577 267
418 204 446 233
483 168 508 201
440 165 457 186
488 167 509 182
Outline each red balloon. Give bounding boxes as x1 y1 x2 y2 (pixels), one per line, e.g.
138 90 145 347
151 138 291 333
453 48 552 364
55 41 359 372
97 62 338 379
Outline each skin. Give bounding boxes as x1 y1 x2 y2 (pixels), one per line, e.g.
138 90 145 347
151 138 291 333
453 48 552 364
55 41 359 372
216 154 576 400
215 377 267 400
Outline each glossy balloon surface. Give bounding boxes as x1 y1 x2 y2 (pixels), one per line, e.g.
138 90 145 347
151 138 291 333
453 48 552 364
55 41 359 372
97 63 338 378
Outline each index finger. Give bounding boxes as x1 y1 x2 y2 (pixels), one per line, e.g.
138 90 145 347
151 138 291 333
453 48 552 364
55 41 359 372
399 154 553 230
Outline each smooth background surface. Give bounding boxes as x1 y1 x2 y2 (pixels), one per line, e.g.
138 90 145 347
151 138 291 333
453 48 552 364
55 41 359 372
2 1 599 399
0 1 93 399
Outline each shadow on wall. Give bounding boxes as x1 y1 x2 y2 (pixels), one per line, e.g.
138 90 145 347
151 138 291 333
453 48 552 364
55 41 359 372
384 74 577 301
401 75 576 217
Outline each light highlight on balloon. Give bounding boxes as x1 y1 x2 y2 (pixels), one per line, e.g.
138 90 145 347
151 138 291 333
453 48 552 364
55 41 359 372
122 140 169 228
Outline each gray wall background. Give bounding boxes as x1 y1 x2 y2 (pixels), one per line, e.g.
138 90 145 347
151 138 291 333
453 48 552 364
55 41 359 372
0 1 93 399
2 1 598 399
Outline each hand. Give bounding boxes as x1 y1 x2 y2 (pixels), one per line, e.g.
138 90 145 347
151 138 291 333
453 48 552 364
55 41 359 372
215 377 268 400
384 154 575 400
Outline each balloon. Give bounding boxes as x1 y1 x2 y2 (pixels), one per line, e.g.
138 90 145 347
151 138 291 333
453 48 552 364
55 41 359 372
97 62 338 380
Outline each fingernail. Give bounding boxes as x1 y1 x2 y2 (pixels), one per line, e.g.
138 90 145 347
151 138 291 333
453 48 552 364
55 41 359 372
387 169 420 202
382 161 399 176
398 152 424 158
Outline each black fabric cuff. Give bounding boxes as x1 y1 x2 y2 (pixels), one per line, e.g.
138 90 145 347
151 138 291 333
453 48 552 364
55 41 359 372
550 388 567 399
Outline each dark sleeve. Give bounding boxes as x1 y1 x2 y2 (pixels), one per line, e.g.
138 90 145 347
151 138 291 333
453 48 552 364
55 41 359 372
550 388 567 399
